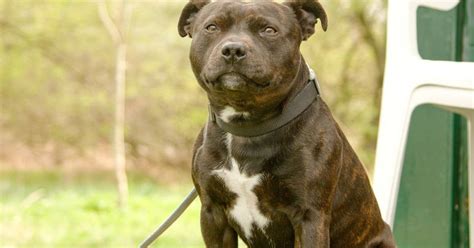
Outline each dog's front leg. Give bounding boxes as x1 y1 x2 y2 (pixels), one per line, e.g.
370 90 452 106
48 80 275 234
290 208 330 248
200 203 238 248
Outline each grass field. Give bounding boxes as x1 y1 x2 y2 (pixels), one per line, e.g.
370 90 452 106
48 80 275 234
0 168 205 248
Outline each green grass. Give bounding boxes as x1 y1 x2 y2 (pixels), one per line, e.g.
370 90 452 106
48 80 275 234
0 169 205 248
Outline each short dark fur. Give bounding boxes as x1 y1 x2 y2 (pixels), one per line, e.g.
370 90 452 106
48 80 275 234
179 0 396 247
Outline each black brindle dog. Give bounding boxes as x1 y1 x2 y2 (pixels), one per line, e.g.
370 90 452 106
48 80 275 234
178 0 396 247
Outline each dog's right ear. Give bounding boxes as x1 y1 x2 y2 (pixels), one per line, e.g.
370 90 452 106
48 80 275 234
178 0 210 38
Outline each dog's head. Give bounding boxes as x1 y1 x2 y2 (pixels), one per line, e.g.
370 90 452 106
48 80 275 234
178 0 327 119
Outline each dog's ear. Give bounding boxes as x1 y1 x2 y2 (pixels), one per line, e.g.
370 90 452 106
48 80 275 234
284 0 328 40
178 0 210 38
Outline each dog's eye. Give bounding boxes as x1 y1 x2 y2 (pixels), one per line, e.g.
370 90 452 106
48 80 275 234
205 24 219 33
262 27 278 35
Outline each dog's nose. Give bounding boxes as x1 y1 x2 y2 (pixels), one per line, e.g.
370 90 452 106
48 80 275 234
221 42 246 62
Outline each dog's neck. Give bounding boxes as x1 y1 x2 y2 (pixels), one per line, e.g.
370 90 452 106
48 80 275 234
209 56 321 137
282 56 312 107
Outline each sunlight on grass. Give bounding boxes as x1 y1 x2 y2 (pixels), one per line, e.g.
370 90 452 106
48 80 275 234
0 169 204 248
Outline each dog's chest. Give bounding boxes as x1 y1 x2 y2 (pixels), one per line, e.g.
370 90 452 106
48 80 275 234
211 134 272 239
212 157 269 239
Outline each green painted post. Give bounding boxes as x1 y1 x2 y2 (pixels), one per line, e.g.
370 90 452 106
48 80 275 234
393 0 471 247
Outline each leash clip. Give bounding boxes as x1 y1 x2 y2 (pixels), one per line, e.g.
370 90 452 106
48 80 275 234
208 104 216 122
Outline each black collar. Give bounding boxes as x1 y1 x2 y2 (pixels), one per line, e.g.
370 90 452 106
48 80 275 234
209 73 321 137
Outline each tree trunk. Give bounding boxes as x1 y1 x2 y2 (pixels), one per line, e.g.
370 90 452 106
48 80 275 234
114 42 128 209
98 0 130 209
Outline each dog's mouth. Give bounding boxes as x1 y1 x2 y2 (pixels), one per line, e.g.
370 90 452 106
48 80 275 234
206 72 270 91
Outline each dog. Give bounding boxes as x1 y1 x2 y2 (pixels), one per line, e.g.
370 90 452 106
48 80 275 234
178 0 396 247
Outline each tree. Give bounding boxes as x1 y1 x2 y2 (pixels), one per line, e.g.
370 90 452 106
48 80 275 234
98 0 132 209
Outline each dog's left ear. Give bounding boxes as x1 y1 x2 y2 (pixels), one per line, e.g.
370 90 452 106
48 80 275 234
178 0 210 38
284 0 328 40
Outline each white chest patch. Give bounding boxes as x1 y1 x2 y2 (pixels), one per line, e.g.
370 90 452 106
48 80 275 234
212 157 269 239
219 106 250 123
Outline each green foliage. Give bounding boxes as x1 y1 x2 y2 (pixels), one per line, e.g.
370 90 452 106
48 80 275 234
0 0 386 172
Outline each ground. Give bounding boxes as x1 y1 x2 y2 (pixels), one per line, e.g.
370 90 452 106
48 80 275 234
0 168 204 248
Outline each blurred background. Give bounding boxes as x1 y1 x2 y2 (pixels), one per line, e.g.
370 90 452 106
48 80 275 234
0 0 387 247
